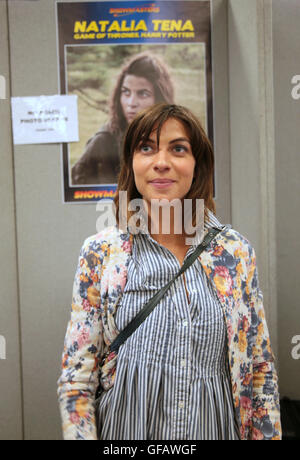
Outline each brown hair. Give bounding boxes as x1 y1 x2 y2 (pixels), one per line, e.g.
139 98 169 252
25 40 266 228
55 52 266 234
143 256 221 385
108 52 175 134
114 103 216 232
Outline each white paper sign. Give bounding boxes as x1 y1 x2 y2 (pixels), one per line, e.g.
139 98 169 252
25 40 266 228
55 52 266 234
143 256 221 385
11 95 79 144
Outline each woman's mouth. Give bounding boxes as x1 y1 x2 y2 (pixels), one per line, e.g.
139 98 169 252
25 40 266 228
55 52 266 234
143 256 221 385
149 180 175 189
127 112 137 119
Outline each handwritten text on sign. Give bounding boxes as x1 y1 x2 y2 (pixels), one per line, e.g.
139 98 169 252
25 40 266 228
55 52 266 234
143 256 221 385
11 95 79 145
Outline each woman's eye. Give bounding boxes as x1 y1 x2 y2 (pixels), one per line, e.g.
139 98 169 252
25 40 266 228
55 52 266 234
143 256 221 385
139 90 152 98
139 144 153 153
173 145 188 154
121 88 130 96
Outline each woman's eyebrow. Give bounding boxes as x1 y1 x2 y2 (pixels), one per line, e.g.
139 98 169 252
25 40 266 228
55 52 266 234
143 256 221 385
169 137 191 144
141 138 155 143
121 85 152 93
137 87 152 92
141 137 191 144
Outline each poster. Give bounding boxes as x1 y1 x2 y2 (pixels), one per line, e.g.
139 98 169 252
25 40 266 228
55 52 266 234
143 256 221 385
56 1 213 203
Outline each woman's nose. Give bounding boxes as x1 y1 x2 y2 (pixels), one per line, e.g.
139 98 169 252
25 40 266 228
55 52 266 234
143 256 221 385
153 149 171 170
127 93 138 107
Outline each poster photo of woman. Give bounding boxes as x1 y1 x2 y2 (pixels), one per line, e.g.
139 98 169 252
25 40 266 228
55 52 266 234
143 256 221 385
57 1 213 202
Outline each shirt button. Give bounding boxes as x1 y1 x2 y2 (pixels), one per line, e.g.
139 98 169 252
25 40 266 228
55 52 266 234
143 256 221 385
178 401 184 409
181 360 186 367
182 320 188 327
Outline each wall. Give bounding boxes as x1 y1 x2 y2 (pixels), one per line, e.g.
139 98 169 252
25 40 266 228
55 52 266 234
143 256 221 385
0 0 23 440
228 0 300 399
273 0 300 399
227 0 278 353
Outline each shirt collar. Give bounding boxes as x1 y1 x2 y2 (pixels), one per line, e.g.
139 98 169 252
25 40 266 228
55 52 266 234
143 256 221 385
204 209 224 230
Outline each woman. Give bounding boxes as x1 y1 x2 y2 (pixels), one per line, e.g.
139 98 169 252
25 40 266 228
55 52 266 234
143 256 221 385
71 52 174 185
57 104 282 440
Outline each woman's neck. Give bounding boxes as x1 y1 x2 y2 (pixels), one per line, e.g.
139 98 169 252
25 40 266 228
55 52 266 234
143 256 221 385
146 206 196 248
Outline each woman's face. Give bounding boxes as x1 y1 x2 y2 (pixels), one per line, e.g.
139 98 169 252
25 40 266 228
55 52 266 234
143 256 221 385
132 117 196 209
120 74 156 124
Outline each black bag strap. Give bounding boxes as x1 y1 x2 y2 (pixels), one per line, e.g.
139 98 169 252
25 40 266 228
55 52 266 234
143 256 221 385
109 226 223 354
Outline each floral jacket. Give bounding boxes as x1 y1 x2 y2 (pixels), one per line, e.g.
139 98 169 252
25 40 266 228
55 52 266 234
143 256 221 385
57 217 282 440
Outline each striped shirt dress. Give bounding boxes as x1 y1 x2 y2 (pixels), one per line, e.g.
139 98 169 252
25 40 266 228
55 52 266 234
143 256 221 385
96 221 241 440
